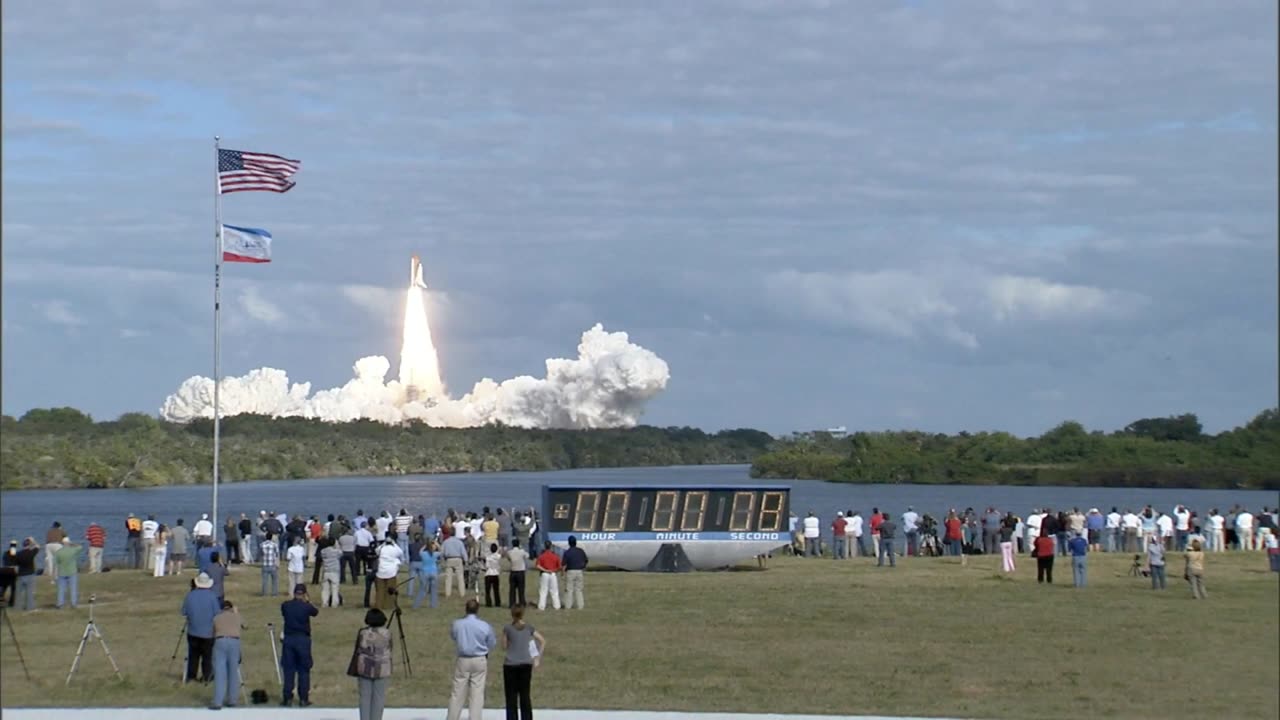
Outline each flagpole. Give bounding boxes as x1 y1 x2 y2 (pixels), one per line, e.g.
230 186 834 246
212 136 223 546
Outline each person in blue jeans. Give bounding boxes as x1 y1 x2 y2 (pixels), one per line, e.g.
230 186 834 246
877 515 898 568
1068 532 1088 587
1146 535 1167 590
413 540 439 609
210 600 243 710
53 540 81 609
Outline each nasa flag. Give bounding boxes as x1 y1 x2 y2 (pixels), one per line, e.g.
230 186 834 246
221 224 272 263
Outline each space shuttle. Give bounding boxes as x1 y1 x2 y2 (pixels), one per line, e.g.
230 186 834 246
410 254 428 289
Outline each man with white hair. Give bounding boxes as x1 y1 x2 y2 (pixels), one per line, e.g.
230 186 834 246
1207 509 1225 552
802 512 820 557
1025 509 1044 551
1157 512 1174 550
193 514 214 544
1236 508 1255 551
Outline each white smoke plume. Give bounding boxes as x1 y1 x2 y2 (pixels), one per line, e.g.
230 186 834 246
160 324 671 429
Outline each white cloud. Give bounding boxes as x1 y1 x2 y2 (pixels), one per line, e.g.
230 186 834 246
986 275 1138 322
237 286 285 326
35 300 84 326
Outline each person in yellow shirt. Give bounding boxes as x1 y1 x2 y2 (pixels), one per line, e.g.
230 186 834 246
482 515 500 547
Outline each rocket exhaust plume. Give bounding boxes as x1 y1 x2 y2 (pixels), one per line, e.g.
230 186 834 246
399 255 445 402
160 256 671 428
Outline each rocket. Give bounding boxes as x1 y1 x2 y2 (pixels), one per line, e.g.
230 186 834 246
410 254 428 289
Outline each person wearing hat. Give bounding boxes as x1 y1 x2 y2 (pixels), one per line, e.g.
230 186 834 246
831 512 847 560
182 572 222 682
279 583 318 707
10 538 39 610
193 514 214 544
210 600 244 710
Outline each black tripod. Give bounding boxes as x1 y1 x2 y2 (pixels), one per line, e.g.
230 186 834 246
168 618 189 683
1 606 31 681
386 578 414 677
66 595 123 685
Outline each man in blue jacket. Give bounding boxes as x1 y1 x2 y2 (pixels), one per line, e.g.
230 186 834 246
279 583 318 707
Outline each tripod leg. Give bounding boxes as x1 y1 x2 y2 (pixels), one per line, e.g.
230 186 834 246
66 624 95 686
2 610 32 682
92 625 124 679
169 621 189 683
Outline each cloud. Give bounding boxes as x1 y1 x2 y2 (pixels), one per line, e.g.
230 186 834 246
35 300 84 327
237 286 285 326
986 275 1141 322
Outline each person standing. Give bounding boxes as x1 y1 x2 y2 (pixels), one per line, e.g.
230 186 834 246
441 532 468 599
848 510 865 558
287 538 307 590
375 537 404 611
1068 532 1088 587
125 514 143 569
1207 509 1225 552
1105 507 1122 553
84 521 106 574
944 511 964 560
280 583 318 707
353 609 394 720
413 540 440 610
1033 531 1055 584
831 512 847 560
1184 540 1207 599
53 538 81 609
561 536 588 610
239 514 255 564
169 519 190 575
506 540 529 608
902 507 920 557
152 524 169 577
320 540 344 608
496 509 513 549
535 541 562 611
484 544 503 608
12 538 39 611
1236 508 1255 551
1147 535 1167 590
182 573 221 682
802 512 820 557
193 514 214 546
224 516 241 565
1121 509 1141 553
339 527 359 585
260 533 280 597
141 515 159 572
1086 509 1105 552
210 600 243 710
501 604 546 720
44 522 65 583
447 598 497 720
876 513 897 568
999 513 1017 573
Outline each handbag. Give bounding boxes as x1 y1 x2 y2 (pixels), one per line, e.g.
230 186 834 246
346 629 363 677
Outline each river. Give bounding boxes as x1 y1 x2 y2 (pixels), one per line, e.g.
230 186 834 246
2 465 1276 558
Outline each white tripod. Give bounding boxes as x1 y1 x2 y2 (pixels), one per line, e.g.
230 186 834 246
66 595 123 685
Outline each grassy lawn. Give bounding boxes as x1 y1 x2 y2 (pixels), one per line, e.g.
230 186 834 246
1 551 1276 719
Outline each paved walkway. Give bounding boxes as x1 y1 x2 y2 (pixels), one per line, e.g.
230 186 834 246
2 709 952 720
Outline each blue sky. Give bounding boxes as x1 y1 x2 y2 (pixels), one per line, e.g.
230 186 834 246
2 1 1276 436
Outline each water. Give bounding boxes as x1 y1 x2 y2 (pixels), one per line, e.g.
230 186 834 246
2 464 1275 558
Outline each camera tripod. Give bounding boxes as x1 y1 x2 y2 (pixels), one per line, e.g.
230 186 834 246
168 618 189 683
1 606 32 681
387 578 414 677
66 595 123 685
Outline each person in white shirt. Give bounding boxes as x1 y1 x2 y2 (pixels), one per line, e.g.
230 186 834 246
375 512 393 542
469 516 485 561
1025 510 1044 551
802 512 821 557
192 514 214 544
1105 508 1122 553
1236 510 1255 551
1157 513 1174 549
1205 510 1225 552
374 538 404 610
848 510 865 558
286 538 307 589
141 515 160 571
1121 510 1141 553
1173 505 1192 550
902 508 920 557
355 522 375 577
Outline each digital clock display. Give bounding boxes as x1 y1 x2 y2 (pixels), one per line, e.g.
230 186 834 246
544 487 790 534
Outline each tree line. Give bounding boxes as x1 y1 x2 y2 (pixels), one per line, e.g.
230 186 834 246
0 408 772 489
749 409 1280 490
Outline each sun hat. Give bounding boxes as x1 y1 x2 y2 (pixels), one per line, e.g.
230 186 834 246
194 573 214 589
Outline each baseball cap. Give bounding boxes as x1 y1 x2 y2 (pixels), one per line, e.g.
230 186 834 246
293 583 307 595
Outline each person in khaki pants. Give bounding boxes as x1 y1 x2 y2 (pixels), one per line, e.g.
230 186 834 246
561 535 589 609
440 534 467 598
446 599 496 720
85 522 106 573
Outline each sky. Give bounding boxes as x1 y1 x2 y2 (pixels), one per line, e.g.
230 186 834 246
2 1 1276 437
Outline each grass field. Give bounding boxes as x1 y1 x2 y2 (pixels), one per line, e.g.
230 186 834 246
1 551 1276 719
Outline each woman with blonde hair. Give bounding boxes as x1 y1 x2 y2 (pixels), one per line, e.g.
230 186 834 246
1184 539 1207 599
350 608 393 720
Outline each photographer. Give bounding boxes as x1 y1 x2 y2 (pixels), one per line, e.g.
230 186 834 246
210 600 243 710
10 539 39 610
374 535 404 611
280 583 318 707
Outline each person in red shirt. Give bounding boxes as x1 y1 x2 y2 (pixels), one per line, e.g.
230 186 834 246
831 513 848 560
1033 531 1056 584
85 522 107 573
535 542 562 611
943 511 965 564
869 508 884 559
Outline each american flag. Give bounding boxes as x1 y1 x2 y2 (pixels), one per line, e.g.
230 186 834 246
218 148 301 194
